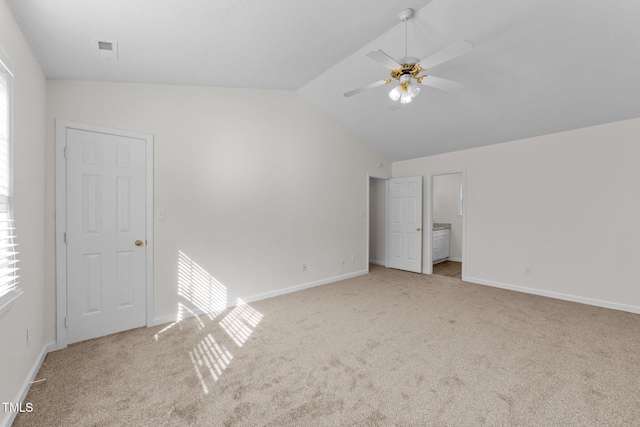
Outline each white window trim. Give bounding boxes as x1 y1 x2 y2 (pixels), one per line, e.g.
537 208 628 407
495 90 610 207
0 48 20 314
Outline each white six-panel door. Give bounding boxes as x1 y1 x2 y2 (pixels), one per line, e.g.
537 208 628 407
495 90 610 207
387 177 423 273
66 128 147 344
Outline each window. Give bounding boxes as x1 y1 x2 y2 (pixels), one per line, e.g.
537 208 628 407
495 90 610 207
0 54 20 312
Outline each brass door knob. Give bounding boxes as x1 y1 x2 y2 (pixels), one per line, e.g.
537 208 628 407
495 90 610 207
135 240 143 246
416 227 421 231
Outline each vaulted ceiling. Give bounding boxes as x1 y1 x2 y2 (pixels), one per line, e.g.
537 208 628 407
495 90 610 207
7 0 640 161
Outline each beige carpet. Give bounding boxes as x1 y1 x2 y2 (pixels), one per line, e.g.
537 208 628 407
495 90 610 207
15 265 640 426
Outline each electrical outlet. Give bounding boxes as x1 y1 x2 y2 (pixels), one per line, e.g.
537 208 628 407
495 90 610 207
524 266 531 275
302 264 307 272
351 255 356 263
341 259 345 268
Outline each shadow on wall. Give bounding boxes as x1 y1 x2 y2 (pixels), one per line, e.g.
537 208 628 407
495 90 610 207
154 250 264 394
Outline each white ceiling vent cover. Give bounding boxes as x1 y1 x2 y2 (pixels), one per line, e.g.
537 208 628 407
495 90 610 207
93 39 118 60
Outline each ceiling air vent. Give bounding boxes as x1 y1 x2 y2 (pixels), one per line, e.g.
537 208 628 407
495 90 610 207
93 39 118 60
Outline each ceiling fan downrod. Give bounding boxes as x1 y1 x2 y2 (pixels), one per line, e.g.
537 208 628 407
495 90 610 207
398 8 414 58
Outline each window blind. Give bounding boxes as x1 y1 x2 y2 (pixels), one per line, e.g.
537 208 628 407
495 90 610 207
0 60 20 311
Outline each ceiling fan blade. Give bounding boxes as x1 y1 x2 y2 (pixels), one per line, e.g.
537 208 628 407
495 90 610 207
366 50 401 70
419 40 474 70
344 79 390 97
418 75 464 92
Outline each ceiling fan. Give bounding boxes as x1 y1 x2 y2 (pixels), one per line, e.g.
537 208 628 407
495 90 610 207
344 8 473 108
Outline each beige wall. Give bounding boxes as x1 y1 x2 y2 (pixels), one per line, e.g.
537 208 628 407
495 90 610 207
0 0 48 416
369 177 386 264
46 80 391 329
394 118 640 312
433 173 463 261
4 0 640 413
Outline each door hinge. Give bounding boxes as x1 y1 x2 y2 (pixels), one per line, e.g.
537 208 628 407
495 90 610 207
64 147 67 158
63 232 67 243
64 317 68 328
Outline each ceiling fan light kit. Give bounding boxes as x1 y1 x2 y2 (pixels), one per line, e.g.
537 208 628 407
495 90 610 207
388 74 420 104
344 8 473 108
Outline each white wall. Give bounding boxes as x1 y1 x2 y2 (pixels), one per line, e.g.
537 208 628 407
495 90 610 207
369 178 386 265
394 117 640 313
0 0 48 421
433 173 463 261
46 80 391 329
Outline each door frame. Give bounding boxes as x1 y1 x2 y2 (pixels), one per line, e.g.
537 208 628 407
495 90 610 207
55 120 154 349
366 173 389 272
426 169 466 279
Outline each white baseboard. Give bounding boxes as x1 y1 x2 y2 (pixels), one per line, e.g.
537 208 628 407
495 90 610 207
368 259 385 266
432 257 462 265
153 308 210 327
465 276 640 315
241 269 368 304
154 269 369 326
1 341 56 427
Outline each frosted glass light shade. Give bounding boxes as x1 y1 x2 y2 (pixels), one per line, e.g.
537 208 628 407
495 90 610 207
400 92 412 104
389 85 402 101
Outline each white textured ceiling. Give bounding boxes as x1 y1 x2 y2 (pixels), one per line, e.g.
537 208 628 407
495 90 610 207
5 0 432 89
7 0 640 161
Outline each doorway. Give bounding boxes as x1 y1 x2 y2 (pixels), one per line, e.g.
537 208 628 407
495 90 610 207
368 176 387 268
428 171 466 279
55 120 154 348
367 174 392 271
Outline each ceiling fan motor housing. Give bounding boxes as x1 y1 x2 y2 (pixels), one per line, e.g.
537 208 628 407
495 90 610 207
391 60 424 81
399 56 420 65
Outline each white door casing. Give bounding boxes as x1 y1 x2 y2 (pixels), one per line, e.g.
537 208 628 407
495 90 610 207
387 177 423 273
56 121 154 348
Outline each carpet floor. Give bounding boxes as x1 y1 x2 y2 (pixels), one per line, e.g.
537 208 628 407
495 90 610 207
15 265 640 426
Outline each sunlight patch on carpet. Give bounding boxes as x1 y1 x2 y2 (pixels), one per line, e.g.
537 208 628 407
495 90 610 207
154 303 206 340
220 299 263 347
189 333 234 394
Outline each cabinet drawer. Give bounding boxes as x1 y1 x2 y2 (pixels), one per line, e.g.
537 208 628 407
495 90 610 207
433 229 449 237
